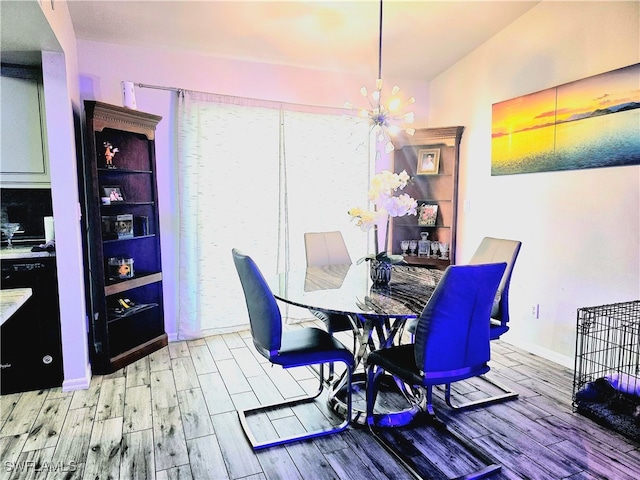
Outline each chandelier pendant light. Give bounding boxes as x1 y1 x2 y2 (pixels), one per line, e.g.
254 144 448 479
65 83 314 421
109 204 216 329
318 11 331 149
345 0 416 154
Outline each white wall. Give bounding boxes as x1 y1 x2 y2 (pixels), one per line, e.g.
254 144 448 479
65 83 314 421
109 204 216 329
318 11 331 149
428 1 640 367
72 2 638 371
38 1 91 390
75 40 430 339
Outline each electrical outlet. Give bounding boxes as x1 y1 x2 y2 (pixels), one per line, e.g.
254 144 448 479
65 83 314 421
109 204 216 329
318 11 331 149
530 304 539 318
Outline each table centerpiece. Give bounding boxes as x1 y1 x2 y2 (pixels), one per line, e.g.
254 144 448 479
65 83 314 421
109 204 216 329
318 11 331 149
348 169 417 285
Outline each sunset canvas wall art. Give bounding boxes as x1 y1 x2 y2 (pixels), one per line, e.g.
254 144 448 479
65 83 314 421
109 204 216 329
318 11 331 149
491 63 640 175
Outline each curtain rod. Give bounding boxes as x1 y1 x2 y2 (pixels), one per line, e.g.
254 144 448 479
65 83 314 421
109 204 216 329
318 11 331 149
136 82 182 93
135 82 353 115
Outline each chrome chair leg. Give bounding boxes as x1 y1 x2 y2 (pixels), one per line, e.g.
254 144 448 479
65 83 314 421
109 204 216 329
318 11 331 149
445 374 519 410
368 422 502 480
309 314 359 385
366 381 501 479
239 358 353 450
367 384 501 480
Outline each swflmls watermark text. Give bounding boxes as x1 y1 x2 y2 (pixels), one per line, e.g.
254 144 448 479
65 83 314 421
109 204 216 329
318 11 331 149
4 461 78 473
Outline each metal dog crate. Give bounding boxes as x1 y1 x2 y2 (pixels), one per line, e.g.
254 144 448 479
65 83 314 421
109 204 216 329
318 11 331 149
573 300 640 441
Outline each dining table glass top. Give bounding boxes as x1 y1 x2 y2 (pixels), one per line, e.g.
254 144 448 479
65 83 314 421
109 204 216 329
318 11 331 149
268 262 444 319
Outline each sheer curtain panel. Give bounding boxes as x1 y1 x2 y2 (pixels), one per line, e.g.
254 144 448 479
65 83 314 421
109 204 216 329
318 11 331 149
280 110 371 272
177 91 369 338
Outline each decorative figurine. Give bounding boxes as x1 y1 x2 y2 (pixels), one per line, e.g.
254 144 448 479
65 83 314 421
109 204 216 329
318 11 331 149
418 232 430 257
103 141 119 168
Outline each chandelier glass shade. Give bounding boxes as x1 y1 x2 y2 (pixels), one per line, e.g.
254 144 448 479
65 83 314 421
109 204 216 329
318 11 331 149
345 0 415 154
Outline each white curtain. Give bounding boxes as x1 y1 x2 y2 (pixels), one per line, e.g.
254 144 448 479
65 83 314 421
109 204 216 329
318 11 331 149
279 109 372 271
176 91 370 338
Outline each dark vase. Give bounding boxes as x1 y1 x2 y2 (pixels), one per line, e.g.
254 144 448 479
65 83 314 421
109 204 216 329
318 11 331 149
370 259 392 285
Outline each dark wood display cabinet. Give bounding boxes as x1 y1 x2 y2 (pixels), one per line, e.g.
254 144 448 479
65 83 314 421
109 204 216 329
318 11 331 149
389 126 464 269
80 101 167 374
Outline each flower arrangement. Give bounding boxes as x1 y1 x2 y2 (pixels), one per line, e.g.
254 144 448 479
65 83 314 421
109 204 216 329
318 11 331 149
348 169 417 264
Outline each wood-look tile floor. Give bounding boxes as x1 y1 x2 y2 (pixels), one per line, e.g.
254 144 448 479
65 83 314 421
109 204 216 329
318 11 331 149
1 319 639 480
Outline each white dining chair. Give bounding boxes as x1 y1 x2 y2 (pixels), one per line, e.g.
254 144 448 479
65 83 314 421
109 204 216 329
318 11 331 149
304 231 358 379
304 231 352 266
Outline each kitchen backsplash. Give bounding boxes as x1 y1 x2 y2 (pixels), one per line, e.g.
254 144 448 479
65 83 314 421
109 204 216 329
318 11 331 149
1 188 53 241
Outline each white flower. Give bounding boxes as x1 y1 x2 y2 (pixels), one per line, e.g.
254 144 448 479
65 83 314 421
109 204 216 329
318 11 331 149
347 207 386 231
348 170 417 231
381 193 418 217
368 169 410 203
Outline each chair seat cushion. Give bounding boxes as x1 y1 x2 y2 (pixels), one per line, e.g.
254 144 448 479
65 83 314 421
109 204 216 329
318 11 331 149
273 327 355 367
310 309 354 332
368 345 424 385
490 321 509 340
368 344 491 387
408 316 508 337
409 316 509 340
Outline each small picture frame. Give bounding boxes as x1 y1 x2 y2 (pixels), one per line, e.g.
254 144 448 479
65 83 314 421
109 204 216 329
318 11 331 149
418 202 438 226
102 186 125 202
416 148 440 175
102 214 134 239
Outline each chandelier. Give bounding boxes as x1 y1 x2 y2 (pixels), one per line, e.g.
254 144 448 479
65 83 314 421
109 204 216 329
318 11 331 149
345 0 415 154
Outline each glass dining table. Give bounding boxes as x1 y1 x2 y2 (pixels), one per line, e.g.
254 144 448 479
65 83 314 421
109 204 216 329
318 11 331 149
267 262 445 425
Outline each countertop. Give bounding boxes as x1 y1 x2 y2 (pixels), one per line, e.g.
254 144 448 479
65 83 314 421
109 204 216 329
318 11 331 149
0 288 33 326
0 245 56 260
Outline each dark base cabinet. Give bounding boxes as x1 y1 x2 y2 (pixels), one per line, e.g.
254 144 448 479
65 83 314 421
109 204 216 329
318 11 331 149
81 101 167 374
1 257 63 394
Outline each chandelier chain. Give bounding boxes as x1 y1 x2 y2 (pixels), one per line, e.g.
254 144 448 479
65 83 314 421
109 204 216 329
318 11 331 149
378 0 383 80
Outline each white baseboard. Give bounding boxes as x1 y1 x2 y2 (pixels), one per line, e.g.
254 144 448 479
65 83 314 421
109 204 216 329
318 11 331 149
62 362 92 392
167 331 179 342
504 338 574 370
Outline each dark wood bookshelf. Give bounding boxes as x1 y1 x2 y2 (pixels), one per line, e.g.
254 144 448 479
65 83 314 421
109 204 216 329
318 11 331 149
80 101 167 374
389 126 464 269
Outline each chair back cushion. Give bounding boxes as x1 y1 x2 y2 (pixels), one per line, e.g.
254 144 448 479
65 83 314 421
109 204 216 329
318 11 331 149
414 263 506 379
232 249 281 358
304 231 352 267
468 237 521 323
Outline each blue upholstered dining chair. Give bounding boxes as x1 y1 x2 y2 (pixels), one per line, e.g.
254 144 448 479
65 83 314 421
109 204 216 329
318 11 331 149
232 248 354 450
457 236 522 408
405 236 522 409
366 262 506 422
365 263 506 479
468 237 522 340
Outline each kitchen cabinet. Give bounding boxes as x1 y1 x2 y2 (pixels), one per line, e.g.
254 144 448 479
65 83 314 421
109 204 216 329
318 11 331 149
1 255 63 394
389 126 464 269
80 101 167 374
0 65 50 188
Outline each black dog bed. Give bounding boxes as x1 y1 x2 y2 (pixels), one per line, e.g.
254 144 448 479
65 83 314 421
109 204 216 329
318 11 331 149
575 377 640 443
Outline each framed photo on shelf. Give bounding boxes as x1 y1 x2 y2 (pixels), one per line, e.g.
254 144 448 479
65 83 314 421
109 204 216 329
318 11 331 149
102 185 126 202
101 214 134 239
416 148 440 175
417 202 438 226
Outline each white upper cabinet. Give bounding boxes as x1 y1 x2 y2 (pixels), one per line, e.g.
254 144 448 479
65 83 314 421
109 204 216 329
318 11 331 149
1 67 50 188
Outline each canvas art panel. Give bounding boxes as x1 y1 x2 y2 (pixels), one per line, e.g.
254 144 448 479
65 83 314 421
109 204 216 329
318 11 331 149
492 63 640 175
